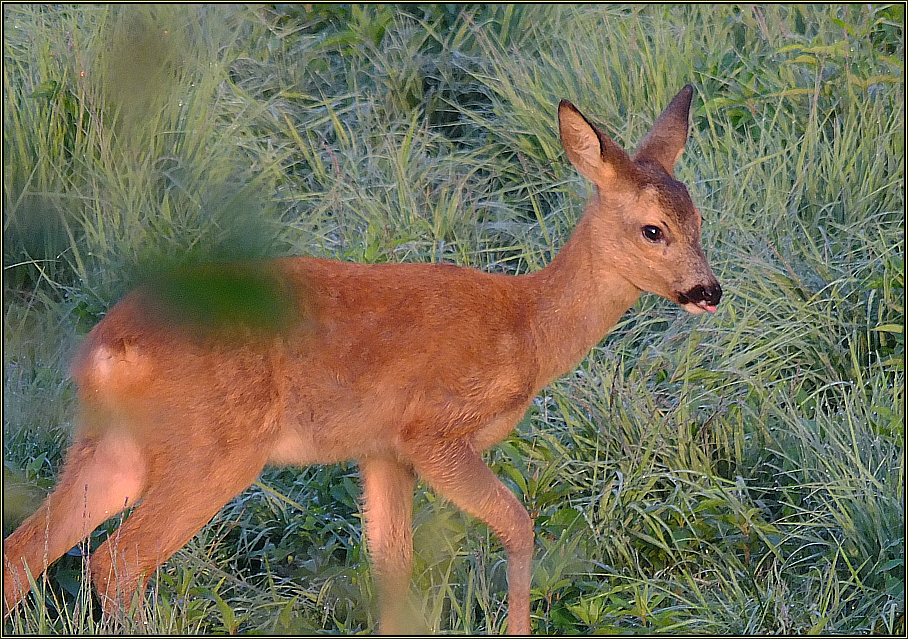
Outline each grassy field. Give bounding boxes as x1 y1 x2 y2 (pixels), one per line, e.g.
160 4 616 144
3 4 904 634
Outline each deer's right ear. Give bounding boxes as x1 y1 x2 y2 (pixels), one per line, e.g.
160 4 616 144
558 100 635 187
632 85 693 177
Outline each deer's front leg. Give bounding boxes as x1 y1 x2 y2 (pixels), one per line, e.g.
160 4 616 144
408 438 534 635
360 457 416 634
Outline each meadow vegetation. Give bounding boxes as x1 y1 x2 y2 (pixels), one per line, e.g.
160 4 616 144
3 4 903 634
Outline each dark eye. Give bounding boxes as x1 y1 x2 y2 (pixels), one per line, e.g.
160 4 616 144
642 225 663 242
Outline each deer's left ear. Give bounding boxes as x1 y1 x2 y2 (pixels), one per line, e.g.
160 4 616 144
559 99 637 188
632 84 693 177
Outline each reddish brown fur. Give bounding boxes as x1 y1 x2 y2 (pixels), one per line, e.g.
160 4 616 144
3 85 721 634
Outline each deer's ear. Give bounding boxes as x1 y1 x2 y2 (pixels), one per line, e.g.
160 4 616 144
632 85 693 177
559 100 636 188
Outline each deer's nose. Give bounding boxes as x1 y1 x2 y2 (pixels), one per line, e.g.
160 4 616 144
679 283 722 307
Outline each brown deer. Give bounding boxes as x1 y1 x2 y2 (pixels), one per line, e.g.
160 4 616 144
3 85 721 634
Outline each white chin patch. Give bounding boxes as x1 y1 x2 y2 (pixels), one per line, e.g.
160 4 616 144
681 301 717 315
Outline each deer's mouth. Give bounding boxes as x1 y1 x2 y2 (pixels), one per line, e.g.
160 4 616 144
681 300 718 315
677 283 721 314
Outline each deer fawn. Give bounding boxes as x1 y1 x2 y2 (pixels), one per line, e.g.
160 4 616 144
3 85 721 634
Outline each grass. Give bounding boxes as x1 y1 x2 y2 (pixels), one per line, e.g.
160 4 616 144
3 3 904 634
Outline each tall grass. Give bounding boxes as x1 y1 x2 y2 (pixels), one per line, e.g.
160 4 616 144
3 4 903 634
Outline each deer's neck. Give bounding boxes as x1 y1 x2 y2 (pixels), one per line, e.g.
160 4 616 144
523 211 641 386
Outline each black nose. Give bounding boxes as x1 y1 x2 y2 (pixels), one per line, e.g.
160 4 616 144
679 283 722 306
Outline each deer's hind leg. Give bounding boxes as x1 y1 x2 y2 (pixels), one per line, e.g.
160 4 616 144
3 430 148 615
87 434 272 616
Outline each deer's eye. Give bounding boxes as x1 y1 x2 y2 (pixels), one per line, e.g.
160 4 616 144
642 225 663 242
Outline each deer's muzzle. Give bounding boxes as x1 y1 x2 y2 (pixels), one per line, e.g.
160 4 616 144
678 282 722 314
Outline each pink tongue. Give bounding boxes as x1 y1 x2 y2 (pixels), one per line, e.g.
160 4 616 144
703 304 717 313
